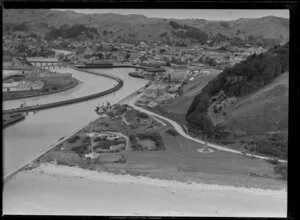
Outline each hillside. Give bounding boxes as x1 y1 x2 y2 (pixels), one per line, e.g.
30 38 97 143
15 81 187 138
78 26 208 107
3 9 289 45
187 43 288 131
227 72 288 136
185 43 289 158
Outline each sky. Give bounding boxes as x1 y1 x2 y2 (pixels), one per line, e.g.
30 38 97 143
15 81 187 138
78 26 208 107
55 9 289 21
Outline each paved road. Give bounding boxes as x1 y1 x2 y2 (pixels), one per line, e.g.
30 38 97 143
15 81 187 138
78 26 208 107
129 104 287 163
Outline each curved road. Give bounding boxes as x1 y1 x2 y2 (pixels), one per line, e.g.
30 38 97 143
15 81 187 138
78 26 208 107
129 104 287 163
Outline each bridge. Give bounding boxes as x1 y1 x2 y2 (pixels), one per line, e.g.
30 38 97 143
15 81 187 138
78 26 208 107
26 60 70 68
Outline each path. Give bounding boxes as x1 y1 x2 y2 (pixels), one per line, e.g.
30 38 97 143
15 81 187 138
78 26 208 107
128 104 287 163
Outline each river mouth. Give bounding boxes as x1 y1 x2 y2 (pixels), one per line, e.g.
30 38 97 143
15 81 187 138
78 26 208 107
3 66 149 176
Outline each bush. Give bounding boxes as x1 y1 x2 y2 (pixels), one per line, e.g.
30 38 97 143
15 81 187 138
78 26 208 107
68 135 80 143
256 146 284 158
82 136 91 144
72 144 89 155
41 151 84 167
115 105 127 115
166 128 179 136
137 132 165 150
117 154 126 163
265 158 280 165
137 111 149 119
131 142 143 151
274 163 287 180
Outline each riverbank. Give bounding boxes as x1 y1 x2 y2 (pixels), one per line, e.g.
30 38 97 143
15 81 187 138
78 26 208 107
3 113 25 128
3 74 148 182
3 77 78 101
3 163 287 216
3 67 123 114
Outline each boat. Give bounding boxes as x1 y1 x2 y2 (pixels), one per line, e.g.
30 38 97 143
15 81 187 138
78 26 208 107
128 71 144 79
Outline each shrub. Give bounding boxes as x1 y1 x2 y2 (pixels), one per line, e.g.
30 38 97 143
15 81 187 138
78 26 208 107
68 135 80 143
94 136 103 142
256 146 283 158
117 154 126 163
129 134 137 142
274 163 287 180
265 158 280 165
136 132 165 150
82 136 91 144
137 111 149 119
106 111 114 118
72 144 89 155
131 142 143 151
166 128 179 136
115 105 127 115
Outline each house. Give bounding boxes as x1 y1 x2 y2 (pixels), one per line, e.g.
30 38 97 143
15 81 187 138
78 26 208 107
147 101 158 108
110 143 126 151
168 84 181 93
85 152 99 159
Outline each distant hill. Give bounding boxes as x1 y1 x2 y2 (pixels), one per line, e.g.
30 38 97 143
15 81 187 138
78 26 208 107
3 9 289 45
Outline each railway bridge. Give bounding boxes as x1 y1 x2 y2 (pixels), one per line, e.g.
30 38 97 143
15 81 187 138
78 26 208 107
26 60 70 68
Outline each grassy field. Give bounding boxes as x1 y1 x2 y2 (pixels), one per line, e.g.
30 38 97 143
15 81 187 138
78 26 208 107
34 104 287 190
100 131 286 189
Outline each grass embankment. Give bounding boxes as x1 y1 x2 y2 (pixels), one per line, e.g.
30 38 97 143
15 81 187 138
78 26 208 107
27 104 286 189
3 77 78 100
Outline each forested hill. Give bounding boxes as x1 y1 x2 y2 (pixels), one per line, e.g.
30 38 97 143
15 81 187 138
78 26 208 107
186 42 289 135
3 9 289 45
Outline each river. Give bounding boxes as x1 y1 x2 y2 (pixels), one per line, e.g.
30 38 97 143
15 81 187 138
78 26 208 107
3 57 148 176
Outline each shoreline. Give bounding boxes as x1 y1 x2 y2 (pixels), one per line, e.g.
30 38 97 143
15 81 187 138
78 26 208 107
3 163 287 216
3 75 149 182
30 163 288 194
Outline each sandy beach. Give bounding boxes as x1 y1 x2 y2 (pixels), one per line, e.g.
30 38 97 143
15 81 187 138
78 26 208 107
3 163 287 216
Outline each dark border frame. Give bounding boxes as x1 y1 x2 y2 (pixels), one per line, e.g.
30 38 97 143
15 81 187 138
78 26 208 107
1 1 299 220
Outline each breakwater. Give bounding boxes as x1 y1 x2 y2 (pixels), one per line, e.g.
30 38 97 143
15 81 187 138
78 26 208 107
3 67 124 114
